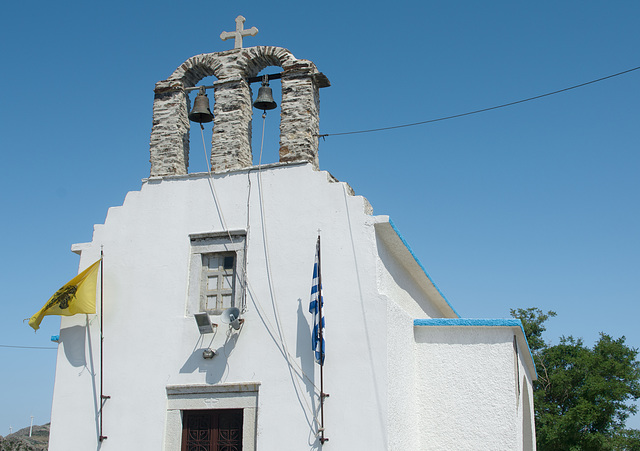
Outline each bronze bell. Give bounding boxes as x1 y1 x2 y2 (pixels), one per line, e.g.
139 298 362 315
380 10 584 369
253 81 277 111
189 87 214 123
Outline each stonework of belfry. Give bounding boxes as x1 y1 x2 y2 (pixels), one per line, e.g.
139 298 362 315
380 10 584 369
149 46 330 177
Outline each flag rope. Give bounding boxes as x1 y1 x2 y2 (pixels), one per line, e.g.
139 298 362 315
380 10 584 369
311 235 329 444
318 236 328 444
99 250 109 442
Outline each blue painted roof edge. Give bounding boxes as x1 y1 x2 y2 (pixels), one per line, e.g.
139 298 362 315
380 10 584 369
388 219 460 318
414 318 520 327
414 318 537 378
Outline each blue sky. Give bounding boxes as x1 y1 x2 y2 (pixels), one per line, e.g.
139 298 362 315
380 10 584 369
1 0 638 433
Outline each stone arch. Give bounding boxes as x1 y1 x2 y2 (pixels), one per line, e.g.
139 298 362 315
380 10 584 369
149 47 330 177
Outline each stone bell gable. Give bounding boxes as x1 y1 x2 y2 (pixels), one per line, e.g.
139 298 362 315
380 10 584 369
149 46 330 177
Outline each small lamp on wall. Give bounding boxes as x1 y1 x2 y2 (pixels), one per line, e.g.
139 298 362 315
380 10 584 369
194 313 217 334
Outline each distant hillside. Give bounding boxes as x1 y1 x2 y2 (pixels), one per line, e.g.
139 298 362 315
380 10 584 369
0 423 49 451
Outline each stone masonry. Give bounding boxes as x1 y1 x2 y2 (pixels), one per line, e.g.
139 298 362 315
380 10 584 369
149 46 330 177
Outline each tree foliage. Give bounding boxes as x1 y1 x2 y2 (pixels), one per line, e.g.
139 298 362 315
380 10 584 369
511 308 640 451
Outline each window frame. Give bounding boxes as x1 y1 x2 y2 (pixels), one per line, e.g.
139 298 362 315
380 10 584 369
164 383 259 451
187 231 246 316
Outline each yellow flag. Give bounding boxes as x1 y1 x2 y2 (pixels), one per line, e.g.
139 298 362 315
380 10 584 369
28 259 101 331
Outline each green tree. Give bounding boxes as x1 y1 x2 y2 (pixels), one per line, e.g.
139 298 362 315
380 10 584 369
511 308 640 451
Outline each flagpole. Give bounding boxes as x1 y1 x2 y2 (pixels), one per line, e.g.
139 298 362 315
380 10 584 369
317 235 329 444
99 249 109 442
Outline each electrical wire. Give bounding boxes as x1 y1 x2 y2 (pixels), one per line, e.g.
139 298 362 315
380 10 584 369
0 344 57 350
254 111 322 428
200 125 234 243
197 115 321 420
253 115 319 395
318 65 640 138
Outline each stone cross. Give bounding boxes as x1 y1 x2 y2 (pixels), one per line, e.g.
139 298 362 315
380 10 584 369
220 15 258 49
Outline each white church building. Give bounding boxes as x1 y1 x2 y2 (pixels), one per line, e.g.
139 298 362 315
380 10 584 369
48 21 537 451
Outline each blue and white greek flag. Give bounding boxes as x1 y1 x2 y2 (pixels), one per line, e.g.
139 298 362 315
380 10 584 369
309 237 325 365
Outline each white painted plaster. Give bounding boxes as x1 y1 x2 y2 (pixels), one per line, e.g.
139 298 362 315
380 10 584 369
374 218 457 318
386 301 419 450
414 325 536 450
376 227 450 319
50 163 387 450
49 162 536 450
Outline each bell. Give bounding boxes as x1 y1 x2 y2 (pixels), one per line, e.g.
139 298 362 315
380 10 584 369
189 87 214 123
253 82 277 111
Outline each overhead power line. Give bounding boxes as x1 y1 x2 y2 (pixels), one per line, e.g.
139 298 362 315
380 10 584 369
0 344 57 350
318 65 640 138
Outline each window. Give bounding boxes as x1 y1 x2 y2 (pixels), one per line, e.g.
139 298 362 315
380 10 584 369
182 409 243 451
202 253 235 312
165 383 259 451
187 231 246 316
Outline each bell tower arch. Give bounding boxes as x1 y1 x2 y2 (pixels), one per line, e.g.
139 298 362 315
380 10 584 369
149 46 330 177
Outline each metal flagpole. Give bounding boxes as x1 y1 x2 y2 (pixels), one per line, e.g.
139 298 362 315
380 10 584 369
317 235 329 444
99 249 109 442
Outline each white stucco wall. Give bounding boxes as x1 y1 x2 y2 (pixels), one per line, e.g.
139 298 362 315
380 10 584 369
48 162 536 450
50 163 391 450
517 343 537 451
374 219 458 320
413 323 536 451
376 230 450 319
386 301 419 450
